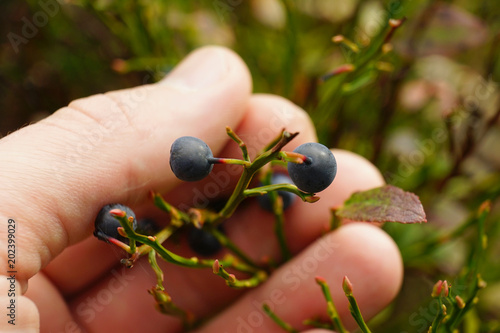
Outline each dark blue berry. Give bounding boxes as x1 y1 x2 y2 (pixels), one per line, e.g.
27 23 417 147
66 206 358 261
170 136 214 182
93 203 137 244
187 225 223 256
258 173 297 212
287 143 337 193
136 217 160 236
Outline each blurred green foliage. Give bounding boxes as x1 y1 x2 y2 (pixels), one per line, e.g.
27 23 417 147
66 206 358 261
2 0 500 331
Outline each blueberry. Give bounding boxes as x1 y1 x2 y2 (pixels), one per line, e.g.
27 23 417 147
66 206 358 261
136 217 160 236
170 136 214 182
187 225 224 256
258 173 297 212
93 203 137 244
287 143 337 193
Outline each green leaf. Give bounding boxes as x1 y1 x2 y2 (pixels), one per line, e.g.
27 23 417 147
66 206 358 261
336 185 427 224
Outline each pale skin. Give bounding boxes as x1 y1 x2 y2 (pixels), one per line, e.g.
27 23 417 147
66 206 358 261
0 46 403 332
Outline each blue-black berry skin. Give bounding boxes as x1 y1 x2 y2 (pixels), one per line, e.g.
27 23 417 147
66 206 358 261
258 173 297 212
188 225 223 256
170 136 214 182
93 204 137 244
287 143 337 193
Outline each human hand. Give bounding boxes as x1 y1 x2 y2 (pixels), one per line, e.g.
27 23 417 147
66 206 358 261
0 46 402 332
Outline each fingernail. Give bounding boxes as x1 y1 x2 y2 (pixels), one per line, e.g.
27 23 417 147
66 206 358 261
162 47 229 92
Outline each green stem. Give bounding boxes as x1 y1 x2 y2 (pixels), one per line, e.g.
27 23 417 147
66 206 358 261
151 192 191 226
149 287 195 329
263 303 299 333
115 214 257 273
137 224 180 256
429 298 445 333
274 209 291 261
148 250 164 289
211 227 259 269
213 131 300 225
281 0 298 99
256 170 292 262
302 319 334 330
345 293 372 333
468 203 489 279
226 126 250 162
260 130 287 154
207 157 251 167
316 277 348 333
213 260 267 288
243 184 318 202
272 196 292 261
446 275 486 331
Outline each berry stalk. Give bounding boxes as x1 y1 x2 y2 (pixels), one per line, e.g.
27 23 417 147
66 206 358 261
243 183 317 202
210 227 259 269
212 260 268 288
148 250 164 290
226 126 250 162
148 287 195 329
262 303 298 333
110 208 138 254
207 157 251 167
271 195 292 261
112 212 258 273
343 276 372 333
429 298 446 333
211 130 301 225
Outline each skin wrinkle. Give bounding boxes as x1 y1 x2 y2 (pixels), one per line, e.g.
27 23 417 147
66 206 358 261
65 99 111 128
101 92 144 138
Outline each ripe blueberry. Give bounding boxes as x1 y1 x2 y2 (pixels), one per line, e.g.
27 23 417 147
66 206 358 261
170 136 214 182
187 225 224 256
258 173 297 212
287 142 337 193
93 203 137 244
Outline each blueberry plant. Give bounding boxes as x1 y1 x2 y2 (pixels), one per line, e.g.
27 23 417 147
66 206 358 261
93 126 428 331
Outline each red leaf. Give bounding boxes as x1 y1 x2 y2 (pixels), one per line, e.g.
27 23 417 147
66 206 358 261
335 185 427 224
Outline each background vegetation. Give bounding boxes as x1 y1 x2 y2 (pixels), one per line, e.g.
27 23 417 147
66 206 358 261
2 0 499 331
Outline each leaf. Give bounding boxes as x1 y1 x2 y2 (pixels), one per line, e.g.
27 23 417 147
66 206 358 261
336 185 427 224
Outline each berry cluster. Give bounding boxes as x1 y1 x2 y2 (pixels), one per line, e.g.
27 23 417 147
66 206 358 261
92 128 337 325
